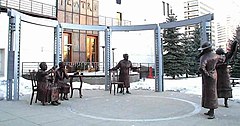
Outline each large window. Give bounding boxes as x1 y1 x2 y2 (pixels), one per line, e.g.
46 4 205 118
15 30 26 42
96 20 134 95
116 12 122 26
162 1 165 16
116 0 121 4
86 36 98 70
63 33 72 62
0 49 4 76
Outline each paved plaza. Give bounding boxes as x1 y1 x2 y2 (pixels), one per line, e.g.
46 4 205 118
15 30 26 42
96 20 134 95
0 90 239 126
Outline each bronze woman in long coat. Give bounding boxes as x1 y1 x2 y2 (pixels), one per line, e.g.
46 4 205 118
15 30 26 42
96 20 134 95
198 42 223 119
111 54 133 94
215 41 237 107
36 62 60 106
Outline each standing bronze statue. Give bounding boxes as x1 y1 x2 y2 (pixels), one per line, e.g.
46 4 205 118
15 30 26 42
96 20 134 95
110 54 134 94
36 62 60 106
215 40 237 108
198 42 223 119
54 62 71 100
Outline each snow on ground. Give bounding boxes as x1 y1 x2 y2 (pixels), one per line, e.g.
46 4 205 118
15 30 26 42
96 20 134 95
1 76 240 103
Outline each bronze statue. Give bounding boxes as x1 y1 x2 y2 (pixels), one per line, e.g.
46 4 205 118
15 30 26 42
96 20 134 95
110 54 134 94
54 62 70 100
36 62 60 106
198 42 223 119
215 40 237 108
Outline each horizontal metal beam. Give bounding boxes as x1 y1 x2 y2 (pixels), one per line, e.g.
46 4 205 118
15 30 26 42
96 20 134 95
60 23 107 31
159 13 214 29
111 24 158 31
7 9 58 27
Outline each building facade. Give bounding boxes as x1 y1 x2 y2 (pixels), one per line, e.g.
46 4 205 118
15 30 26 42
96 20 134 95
216 23 227 49
216 16 238 50
57 0 100 63
0 0 173 78
184 0 215 44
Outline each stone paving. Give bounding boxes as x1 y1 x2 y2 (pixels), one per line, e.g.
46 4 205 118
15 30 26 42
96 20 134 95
0 90 239 126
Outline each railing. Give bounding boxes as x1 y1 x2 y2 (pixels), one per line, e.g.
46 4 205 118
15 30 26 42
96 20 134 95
0 0 131 25
99 16 131 26
21 62 54 75
21 62 154 79
0 0 56 18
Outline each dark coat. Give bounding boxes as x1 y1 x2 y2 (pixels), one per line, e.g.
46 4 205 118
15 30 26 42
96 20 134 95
199 51 222 109
36 69 59 103
54 68 70 94
216 53 233 98
112 59 133 88
216 63 233 98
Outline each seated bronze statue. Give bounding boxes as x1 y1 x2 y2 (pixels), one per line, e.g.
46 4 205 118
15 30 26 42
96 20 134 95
36 62 61 106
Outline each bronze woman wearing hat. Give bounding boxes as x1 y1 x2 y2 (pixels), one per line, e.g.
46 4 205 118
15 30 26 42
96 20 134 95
198 42 224 119
215 40 237 108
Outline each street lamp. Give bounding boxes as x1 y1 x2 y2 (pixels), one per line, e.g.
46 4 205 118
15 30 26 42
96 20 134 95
112 48 116 66
65 44 72 63
101 46 105 72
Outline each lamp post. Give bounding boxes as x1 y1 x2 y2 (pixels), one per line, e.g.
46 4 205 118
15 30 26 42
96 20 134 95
112 48 116 67
101 46 105 72
65 44 72 63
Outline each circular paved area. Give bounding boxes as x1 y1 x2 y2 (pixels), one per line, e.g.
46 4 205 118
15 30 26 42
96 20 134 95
67 94 201 122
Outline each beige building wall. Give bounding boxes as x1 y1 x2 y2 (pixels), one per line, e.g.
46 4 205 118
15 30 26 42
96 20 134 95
57 0 99 62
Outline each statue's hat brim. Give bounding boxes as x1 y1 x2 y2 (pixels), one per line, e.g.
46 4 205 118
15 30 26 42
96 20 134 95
198 43 212 51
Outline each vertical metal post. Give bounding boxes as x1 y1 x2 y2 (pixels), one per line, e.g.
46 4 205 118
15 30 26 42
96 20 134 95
13 14 21 100
200 21 207 45
112 48 116 66
154 24 163 92
54 24 62 66
101 46 105 72
7 13 21 101
104 27 111 91
6 16 14 101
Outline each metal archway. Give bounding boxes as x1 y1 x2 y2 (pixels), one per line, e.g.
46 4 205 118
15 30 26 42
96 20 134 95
58 23 160 92
6 9 58 101
7 8 213 100
57 13 213 92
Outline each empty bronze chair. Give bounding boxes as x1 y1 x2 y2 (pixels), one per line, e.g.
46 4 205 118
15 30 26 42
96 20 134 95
30 70 38 105
109 70 124 95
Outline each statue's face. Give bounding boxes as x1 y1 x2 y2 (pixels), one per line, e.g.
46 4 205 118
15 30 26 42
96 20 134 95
41 63 47 70
59 62 65 69
123 55 128 60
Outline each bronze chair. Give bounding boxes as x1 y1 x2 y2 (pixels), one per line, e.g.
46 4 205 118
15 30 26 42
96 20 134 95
109 70 124 95
30 70 38 105
70 72 83 98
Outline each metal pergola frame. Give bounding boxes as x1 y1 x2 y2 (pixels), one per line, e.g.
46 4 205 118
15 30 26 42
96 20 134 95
6 9 214 100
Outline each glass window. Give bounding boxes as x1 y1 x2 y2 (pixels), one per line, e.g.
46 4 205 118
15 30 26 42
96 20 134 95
86 36 98 70
162 1 165 16
116 0 121 4
63 33 72 62
116 12 122 26
0 49 4 76
166 3 169 16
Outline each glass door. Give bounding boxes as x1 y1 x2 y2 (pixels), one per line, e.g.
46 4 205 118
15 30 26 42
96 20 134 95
86 36 98 71
63 33 72 62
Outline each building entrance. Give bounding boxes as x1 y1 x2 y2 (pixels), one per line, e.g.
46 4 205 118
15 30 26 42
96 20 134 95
63 33 72 62
86 36 98 71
